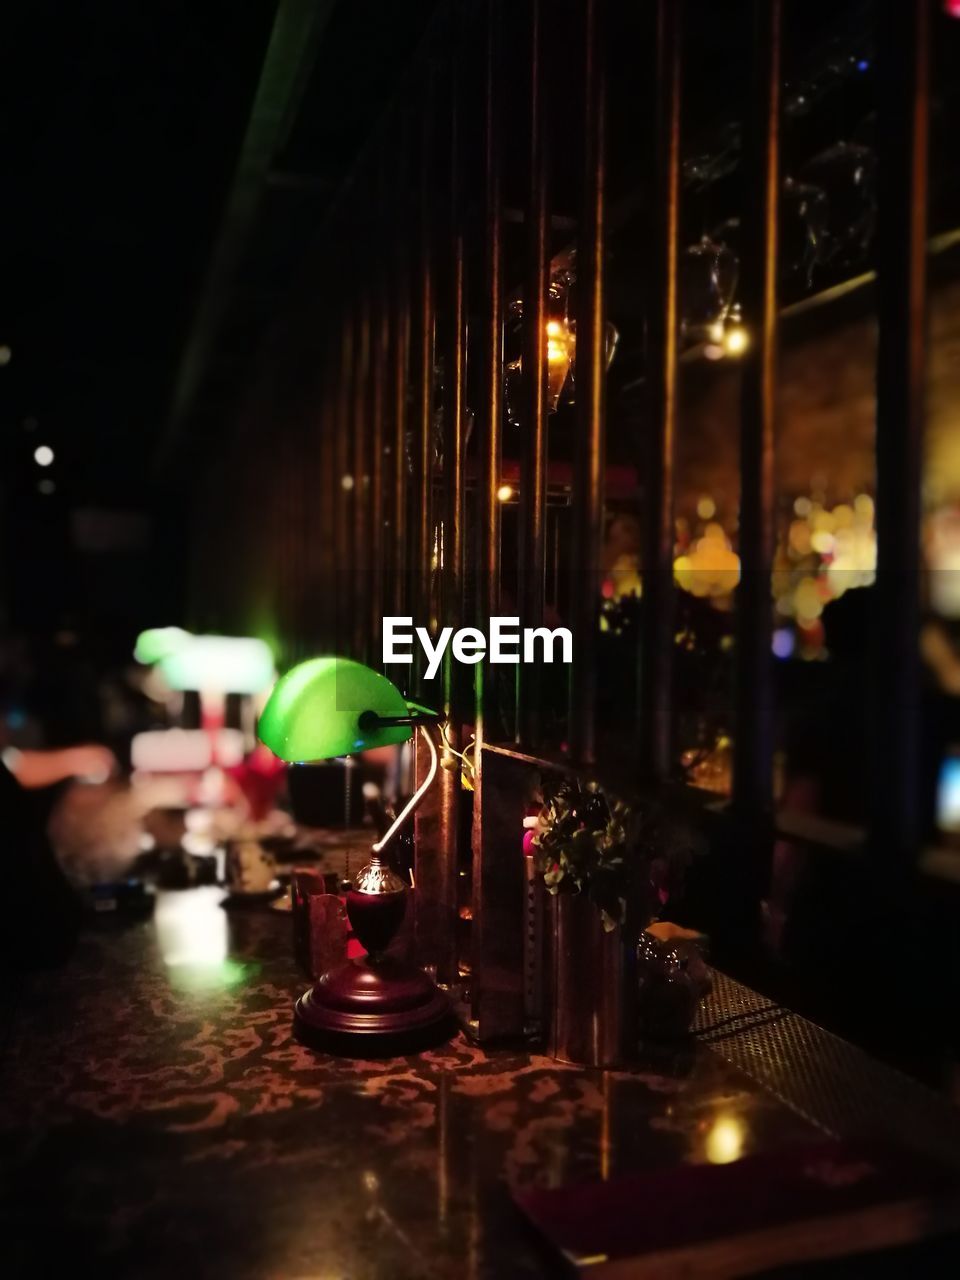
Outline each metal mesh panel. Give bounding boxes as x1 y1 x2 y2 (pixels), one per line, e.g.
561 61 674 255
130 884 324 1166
697 971 960 1168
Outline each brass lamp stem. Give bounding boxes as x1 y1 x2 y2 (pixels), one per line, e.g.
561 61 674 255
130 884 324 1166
371 724 439 857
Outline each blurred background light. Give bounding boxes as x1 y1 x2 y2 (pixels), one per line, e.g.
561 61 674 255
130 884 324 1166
937 755 960 834
723 323 749 355
705 1113 745 1165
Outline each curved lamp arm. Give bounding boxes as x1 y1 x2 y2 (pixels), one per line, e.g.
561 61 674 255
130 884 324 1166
371 724 439 857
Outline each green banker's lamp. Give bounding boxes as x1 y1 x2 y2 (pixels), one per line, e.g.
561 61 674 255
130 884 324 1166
258 657 452 1052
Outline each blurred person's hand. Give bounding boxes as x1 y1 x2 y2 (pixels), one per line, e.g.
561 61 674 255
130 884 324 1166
64 744 118 783
2 744 118 789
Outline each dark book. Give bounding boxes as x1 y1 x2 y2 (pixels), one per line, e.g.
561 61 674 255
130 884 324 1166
513 1139 960 1278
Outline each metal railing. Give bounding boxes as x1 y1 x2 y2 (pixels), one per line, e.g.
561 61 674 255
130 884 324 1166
201 0 944 1031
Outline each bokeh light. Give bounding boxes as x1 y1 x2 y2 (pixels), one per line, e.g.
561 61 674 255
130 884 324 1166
723 323 749 356
674 523 741 598
705 1113 745 1165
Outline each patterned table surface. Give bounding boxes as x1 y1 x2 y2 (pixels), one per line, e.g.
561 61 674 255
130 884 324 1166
0 886 947 1279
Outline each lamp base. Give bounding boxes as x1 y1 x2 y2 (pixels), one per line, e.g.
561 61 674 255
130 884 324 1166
294 955 454 1055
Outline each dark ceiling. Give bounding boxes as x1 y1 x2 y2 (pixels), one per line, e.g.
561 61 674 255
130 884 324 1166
5 0 957 570
1 0 275 503
1 0 439 508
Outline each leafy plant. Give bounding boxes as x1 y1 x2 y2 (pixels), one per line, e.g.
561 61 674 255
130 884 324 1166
532 776 695 934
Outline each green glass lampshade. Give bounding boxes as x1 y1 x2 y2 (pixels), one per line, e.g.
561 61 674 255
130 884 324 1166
258 656 422 762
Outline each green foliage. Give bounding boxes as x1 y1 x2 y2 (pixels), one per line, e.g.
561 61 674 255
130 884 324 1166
532 776 694 934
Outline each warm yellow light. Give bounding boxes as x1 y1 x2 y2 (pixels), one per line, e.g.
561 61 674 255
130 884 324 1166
341 474 355 491
723 324 749 356
708 320 725 344
696 495 716 521
705 1114 745 1165
544 317 573 410
794 576 823 621
497 484 513 502
545 319 571 364
674 524 741 598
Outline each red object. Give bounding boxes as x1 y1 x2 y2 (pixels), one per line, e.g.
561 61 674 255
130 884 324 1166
296 954 449 1043
945 1 960 18
227 744 287 820
514 1139 960 1277
293 870 453 1052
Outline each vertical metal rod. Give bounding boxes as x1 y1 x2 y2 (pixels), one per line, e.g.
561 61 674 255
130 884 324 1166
569 0 607 765
352 294 372 662
290 345 308 657
640 0 682 781
434 32 467 987
413 78 436 680
518 0 549 749
369 240 389 667
441 86 466 704
392 126 411 629
472 0 507 1033
478 0 504 738
319 347 337 651
289 367 307 657
274 365 291 654
335 305 355 654
733 0 780 824
326 338 341 653
872 0 929 863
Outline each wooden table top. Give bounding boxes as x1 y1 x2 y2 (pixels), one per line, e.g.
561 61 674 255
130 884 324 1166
1 884 957 1279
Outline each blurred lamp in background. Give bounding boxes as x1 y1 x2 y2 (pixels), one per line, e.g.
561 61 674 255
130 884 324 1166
134 629 274 700
131 728 245 773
